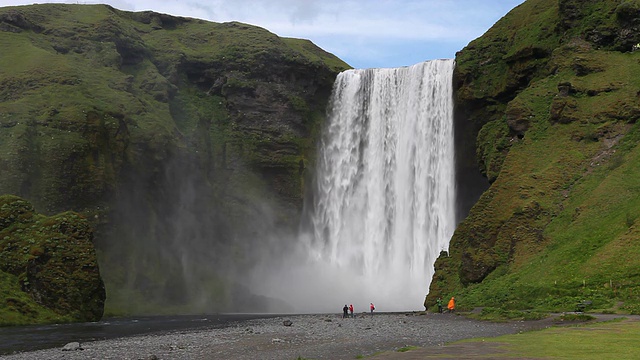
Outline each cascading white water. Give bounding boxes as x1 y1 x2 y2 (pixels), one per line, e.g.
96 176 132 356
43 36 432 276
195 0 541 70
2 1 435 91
250 60 456 313
306 59 456 311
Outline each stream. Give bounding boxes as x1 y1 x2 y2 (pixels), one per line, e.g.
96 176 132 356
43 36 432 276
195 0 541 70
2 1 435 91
0 314 280 355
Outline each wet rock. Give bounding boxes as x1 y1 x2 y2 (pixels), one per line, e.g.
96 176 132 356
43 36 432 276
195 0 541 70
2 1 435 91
283 320 293 326
61 342 82 351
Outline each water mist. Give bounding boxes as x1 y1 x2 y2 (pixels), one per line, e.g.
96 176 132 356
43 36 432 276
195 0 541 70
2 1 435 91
252 60 456 313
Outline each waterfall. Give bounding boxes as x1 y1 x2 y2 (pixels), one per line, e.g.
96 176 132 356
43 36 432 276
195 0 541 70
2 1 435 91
307 60 456 311
250 60 456 313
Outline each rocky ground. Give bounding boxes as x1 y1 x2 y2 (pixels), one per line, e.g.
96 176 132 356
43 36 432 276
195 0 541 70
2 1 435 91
0 312 599 360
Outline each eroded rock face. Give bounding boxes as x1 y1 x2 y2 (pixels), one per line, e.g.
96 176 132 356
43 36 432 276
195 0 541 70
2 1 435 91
505 99 533 135
0 195 105 322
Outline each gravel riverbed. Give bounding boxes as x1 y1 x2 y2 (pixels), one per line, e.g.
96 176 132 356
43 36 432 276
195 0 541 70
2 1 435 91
0 312 549 360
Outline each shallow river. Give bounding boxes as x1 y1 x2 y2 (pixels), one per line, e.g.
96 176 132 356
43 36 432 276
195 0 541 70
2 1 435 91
0 314 280 355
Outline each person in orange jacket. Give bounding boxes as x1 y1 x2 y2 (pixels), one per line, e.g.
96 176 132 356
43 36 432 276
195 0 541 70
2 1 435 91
447 297 455 313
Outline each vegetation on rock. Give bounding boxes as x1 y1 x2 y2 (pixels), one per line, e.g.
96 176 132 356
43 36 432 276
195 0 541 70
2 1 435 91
0 195 104 325
428 0 640 315
0 3 349 318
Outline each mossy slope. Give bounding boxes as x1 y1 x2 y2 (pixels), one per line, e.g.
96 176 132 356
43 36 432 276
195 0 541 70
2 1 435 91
429 0 640 314
0 195 104 325
0 4 349 317
0 3 348 215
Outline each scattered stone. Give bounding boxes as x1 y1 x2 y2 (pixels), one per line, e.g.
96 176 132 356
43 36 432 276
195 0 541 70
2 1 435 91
61 342 82 351
283 320 293 326
7 313 556 360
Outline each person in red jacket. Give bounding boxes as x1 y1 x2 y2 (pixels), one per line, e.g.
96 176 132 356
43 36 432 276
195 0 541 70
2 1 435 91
349 304 354 318
370 303 375 315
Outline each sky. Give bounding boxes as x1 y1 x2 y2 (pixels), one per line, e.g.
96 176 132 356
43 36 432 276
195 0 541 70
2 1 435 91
0 0 525 69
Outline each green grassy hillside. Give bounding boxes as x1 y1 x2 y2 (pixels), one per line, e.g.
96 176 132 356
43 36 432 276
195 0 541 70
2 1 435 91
0 3 349 319
429 0 640 316
0 4 348 215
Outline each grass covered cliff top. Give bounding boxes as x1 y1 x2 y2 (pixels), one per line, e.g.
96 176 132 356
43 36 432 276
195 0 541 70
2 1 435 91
0 4 348 71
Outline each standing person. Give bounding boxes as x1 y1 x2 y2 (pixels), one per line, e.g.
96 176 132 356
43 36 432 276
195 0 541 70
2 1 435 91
343 304 349 318
447 297 455 313
370 303 375 315
436 298 443 313
349 304 354 318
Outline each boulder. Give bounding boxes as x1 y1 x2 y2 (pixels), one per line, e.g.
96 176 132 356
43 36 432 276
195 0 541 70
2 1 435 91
61 342 82 351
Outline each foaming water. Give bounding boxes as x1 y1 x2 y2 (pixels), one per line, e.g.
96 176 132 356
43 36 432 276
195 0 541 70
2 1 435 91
252 60 456 313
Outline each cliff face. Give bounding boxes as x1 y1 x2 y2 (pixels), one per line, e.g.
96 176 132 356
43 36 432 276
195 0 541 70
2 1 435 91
0 4 349 317
429 0 640 315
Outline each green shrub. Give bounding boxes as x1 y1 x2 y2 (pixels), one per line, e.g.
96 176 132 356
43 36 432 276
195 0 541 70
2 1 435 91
559 313 596 322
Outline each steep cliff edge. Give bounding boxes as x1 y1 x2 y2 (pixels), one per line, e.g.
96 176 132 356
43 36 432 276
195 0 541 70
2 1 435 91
0 4 349 318
429 0 640 315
